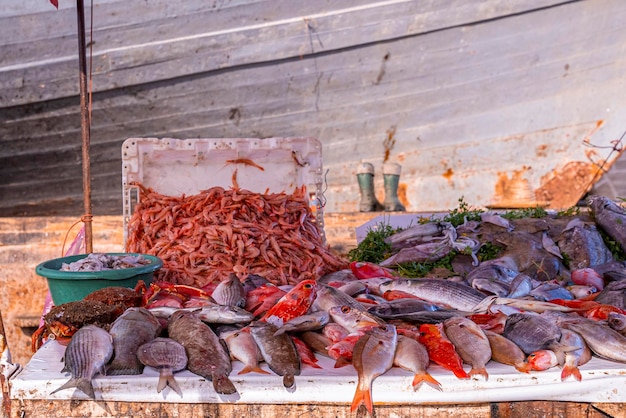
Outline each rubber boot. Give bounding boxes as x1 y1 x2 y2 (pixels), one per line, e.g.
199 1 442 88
356 163 383 212
382 162 406 212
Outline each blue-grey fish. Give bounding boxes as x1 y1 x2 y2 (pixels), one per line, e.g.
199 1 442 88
50 325 113 399
379 278 486 311
248 321 300 389
211 273 246 307
137 337 188 397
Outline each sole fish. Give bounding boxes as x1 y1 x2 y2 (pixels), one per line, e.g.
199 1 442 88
50 325 113 399
168 310 237 395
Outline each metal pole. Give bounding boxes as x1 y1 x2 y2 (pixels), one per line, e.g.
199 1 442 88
76 0 93 253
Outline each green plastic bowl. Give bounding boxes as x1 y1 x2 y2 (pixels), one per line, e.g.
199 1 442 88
36 253 163 305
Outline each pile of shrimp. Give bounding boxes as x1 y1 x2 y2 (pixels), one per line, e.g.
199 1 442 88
126 182 348 288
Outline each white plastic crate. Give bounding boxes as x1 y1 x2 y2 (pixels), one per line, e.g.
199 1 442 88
121 137 325 245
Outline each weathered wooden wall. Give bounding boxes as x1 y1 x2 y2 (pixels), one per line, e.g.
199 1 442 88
2 0 626 217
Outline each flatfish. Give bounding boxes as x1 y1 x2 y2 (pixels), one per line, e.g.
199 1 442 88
107 307 161 375
168 310 237 395
137 337 188 397
50 325 113 399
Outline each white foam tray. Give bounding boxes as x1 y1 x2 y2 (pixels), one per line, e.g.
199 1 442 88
10 340 626 404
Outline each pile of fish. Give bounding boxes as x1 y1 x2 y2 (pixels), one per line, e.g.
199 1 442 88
47 195 626 415
60 253 151 272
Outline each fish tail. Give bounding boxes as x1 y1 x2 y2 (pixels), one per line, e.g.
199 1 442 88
50 377 95 399
350 387 373 414
213 375 238 395
515 362 531 373
158 370 183 397
282 374 295 389
412 372 442 391
333 356 352 368
452 366 470 379
561 364 582 382
238 365 271 375
107 361 144 376
469 367 489 381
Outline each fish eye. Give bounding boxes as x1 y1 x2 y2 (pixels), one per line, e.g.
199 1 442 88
341 306 351 313
304 283 313 289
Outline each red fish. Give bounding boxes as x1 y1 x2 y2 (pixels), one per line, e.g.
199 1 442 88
245 284 287 317
260 280 317 326
571 268 605 291
584 304 626 321
291 335 322 369
418 323 469 379
547 299 599 312
467 312 508 334
382 290 422 301
524 350 558 372
350 261 396 279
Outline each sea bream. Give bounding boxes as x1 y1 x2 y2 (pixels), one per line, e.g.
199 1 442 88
393 334 441 391
350 324 398 414
443 316 491 380
107 307 161 375
50 325 113 399
217 325 269 376
502 313 573 362
167 310 237 395
137 337 188 397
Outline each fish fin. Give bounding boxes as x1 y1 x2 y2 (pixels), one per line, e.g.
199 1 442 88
452 367 470 379
304 360 323 369
158 370 183 397
561 365 582 382
516 362 532 373
412 372 442 391
106 361 143 376
273 328 286 336
213 374 238 395
469 367 489 381
50 377 95 399
282 373 295 389
238 365 271 375
333 357 352 368
350 387 373 414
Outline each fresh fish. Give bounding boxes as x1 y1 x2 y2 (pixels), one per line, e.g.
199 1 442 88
530 282 574 301
559 328 591 382
467 258 519 287
607 311 626 336
418 323 469 379
248 321 301 389
379 278 487 312
337 280 368 297
471 279 510 297
379 240 454 266
350 324 398 414
557 316 626 363
556 218 613 270
211 273 246 307
136 337 188 397
318 268 358 285
566 285 597 299
393 334 441 391
571 268 605 291
498 231 563 281
298 331 332 358
328 305 386 333
587 195 626 253
485 330 528 373
443 316 491 380
383 222 450 248
525 350 558 371
594 280 626 310
261 279 317 327
291 335 322 369
326 331 363 367
273 310 330 336
367 298 439 317
167 310 237 395
503 313 569 358
50 325 113 399
349 261 396 279
149 305 254 324
507 273 533 299
314 284 367 312
542 232 563 259
218 326 269 376
107 307 161 375
481 213 513 230
245 283 287 317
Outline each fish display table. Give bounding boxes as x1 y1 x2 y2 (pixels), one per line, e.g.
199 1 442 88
7 340 626 417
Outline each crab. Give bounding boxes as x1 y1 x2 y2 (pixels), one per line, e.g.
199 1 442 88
31 300 120 352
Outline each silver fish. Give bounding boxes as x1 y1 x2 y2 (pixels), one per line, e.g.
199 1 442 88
444 316 491 380
274 310 330 336
503 313 568 357
168 310 237 395
149 305 254 324
350 324 397 414
383 222 450 248
248 321 300 389
556 217 613 270
587 195 626 254
328 305 387 333
393 335 441 391
530 282 573 301
559 329 591 382
107 307 161 375
608 311 626 336
595 280 626 310
50 325 113 399
379 278 486 312
485 330 528 373
558 316 626 363
137 337 187 397
507 273 533 299
219 326 269 376
211 273 246 307
314 284 367 312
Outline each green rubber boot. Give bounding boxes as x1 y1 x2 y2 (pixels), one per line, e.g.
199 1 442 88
356 163 383 212
383 162 406 212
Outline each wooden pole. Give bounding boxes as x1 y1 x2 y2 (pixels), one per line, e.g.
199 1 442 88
76 0 93 253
